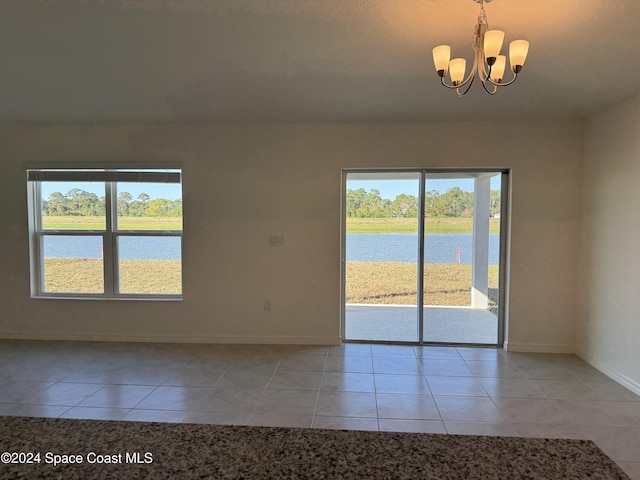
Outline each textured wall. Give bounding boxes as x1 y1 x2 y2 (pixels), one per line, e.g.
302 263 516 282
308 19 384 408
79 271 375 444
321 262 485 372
0 120 582 349
577 94 640 392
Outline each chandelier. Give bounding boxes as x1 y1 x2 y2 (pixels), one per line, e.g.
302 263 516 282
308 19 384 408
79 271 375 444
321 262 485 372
432 0 529 96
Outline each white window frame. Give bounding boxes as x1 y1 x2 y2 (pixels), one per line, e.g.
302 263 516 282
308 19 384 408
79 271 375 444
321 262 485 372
27 168 183 300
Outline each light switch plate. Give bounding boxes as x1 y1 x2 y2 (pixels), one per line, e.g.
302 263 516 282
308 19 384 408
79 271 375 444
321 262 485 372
269 234 285 246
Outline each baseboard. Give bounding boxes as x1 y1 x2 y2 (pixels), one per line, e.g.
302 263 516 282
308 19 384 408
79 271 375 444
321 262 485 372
575 348 640 396
503 342 575 353
0 331 342 346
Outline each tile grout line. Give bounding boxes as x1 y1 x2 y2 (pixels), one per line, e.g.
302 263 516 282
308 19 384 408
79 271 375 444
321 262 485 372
310 349 329 429
183 363 235 423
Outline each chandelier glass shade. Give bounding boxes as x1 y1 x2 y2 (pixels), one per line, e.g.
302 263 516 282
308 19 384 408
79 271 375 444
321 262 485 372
432 0 529 96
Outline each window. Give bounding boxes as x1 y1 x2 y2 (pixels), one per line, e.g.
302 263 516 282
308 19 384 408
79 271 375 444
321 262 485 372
27 168 182 299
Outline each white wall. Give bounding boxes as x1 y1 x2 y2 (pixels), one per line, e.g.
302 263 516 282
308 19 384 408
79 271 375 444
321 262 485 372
0 121 582 349
576 94 640 393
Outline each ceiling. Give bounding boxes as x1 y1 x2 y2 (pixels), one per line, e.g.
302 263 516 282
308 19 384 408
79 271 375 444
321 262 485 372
1 0 639 125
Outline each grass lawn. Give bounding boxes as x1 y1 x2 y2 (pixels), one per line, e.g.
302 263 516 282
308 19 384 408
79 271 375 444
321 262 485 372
43 258 181 294
346 217 500 234
346 261 499 308
42 216 182 231
42 258 496 308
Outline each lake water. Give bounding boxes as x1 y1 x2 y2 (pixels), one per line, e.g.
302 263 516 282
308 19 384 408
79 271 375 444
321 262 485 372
346 233 500 265
44 236 181 260
44 233 499 264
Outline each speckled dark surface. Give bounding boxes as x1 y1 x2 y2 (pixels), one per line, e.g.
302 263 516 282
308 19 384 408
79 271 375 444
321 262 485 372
0 416 630 479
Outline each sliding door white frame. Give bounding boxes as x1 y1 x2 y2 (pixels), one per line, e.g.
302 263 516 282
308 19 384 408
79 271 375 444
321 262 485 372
340 167 510 347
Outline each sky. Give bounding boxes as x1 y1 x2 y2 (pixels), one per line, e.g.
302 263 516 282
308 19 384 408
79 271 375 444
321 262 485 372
347 175 501 200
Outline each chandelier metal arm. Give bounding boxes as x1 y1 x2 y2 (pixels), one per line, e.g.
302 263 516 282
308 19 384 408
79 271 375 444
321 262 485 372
481 78 498 95
485 70 519 87
456 73 476 96
440 71 477 96
439 75 472 90
439 75 476 97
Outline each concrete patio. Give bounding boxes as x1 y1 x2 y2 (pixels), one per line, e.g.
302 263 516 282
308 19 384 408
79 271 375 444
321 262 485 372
345 304 499 344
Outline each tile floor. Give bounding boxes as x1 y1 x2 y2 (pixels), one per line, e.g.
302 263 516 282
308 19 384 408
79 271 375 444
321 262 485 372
0 340 639 478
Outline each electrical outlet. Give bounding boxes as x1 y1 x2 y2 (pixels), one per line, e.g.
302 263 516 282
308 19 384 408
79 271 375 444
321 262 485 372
264 298 272 310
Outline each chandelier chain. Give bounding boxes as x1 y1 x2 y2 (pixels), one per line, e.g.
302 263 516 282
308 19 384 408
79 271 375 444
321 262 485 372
473 1 490 53
478 1 487 24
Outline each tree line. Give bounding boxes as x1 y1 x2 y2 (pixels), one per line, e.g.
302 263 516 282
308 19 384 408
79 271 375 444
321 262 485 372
346 187 501 218
43 189 182 217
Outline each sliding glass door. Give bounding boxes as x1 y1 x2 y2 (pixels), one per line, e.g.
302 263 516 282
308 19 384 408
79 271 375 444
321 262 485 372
343 172 421 342
422 173 502 344
342 169 507 346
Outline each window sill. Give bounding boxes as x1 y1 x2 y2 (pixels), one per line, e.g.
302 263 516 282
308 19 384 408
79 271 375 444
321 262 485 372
31 294 183 301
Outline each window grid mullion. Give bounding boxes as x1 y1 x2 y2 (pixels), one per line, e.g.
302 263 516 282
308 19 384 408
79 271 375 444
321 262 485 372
111 231 182 237
33 182 45 294
103 182 116 296
36 232 45 294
